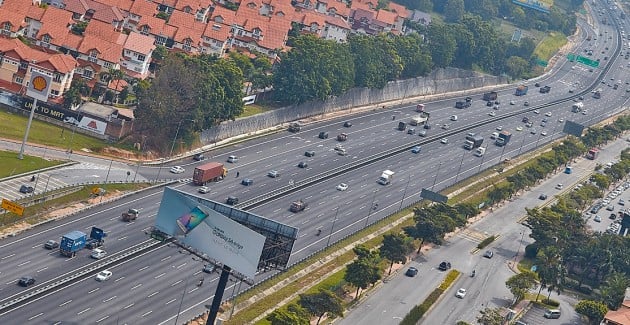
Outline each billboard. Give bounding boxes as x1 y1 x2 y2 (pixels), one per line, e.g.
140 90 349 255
155 187 266 279
77 116 107 135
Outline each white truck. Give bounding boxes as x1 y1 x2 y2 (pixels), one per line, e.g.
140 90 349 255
409 115 428 126
378 170 395 185
474 147 486 157
571 102 584 112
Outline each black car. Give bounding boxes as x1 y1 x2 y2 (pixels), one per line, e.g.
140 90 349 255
318 132 329 139
343 121 352 127
226 196 239 205
298 162 308 168
538 194 548 200
405 267 418 277
304 151 315 157
202 264 216 274
486 101 493 107
44 240 59 249
241 178 254 186
18 276 35 287
193 153 205 161
438 261 451 271
483 250 494 259
423 124 431 129
19 185 34 194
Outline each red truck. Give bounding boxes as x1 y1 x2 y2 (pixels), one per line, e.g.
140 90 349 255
193 162 227 185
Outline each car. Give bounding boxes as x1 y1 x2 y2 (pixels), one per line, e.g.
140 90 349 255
607 205 615 211
558 118 564 123
516 126 523 131
530 129 537 135
226 196 239 205
198 186 210 194
297 161 308 168
541 118 548 123
619 199 625 206
241 178 254 186
555 183 563 190
95 270 113 281
91 248 107 259
268 170 280 178
450 115 458 121
455 288 467 298
440 138 448 144
538 194 548 200
541 131 548 136
486 101 493 107
545 112 552 117
336 183 349 191
524 101 530 106
193 153 205 161
418 130 427 137
441 124 449 130
44 240 59 249
610 213 617 220
405 267 418 277
540 122 546 127
490 132 499 139
19 185 34 194
18 276 36 287
227 155 238 163
510 100 515 105
407 128 415 135
63 116 80 125
493 105 500 110
423 123 431 129
343 121 352 127
318 131 329 139
543 309 561 319
534 82 540 87
568 88 574 93
496 126 503 131
438 261 451 271
304 150 315 157
582 110 588 115
170 166 185 174
337 148 347 156
594 215 602 222
483 250 493 258
488 111 496 117
202 264 216 274
533 110 540 114
411 146 421 154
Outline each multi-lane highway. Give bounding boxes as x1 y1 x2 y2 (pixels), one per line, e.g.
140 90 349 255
1 1 629 323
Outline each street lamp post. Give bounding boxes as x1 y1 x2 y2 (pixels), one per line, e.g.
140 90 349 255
399 175 411 211
100 159 114 203
431 162 443 190
454 150 467 183
326 206 340 247
365 189 378 228
477 146 488 173
169 119 196 159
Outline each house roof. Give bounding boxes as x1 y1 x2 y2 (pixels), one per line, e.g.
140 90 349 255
64 0 91 16
78 35 124 63
26 5 46 21
36 6 74 43
326 2 351 19
604 303 630 325
123 32 155 55
174 0 212 12
0 38 77 73
172 25 203 44
84 19 126 44
203 22 231 42
92 0 134 11
61 33 84 50
0 8 26 33
325 15 350 29
168 9 206 31
129 0 159 19
209 5 237 25
387 1 408 18
44 54 79 73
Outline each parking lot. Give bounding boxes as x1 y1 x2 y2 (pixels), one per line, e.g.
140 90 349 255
586 180 630 234
517 304 584 325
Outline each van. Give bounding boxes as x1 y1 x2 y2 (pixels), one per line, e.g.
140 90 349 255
226 196 239 205
543 309 561 319
318 131 329 139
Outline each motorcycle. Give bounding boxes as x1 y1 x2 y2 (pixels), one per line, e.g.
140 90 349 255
471 270 476 277
197 278 204 287
316 229 322 236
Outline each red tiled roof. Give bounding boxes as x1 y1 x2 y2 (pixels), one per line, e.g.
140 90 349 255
0 79 24 93
63 0 91 15
168 9 206 31
129 0 159 19
203 22 230 42
78 35 124 63
172 25 203 44
123 32 155 55
375 9 397 26
1 0 31 15
42 54 79 73
25 4 46 21
84 19 124 43
325 15 350 29
0 8 25 33
160 0 178 8
92 0 134 11
61 33 84 50
209 5 237 25
174 0 211 12
350 0 371 12
36 6 74 44
326 2 351 18
0 37 77 73
108 78 128 91
387 1 408 18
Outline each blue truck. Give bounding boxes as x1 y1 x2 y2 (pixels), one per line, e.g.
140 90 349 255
59 227 107 257
515 85 528 96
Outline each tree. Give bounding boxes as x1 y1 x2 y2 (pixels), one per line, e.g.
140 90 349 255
444 0 465 22
590 173 611 190
349 35 403 89
600 273 630 310
426 23 456 68
344 245 382 298
575 300 607 325
62 82 82 109
267 303 310 325
506 56 529 79
476 307 504 325
505 271 537 303
298 289 344 324
379 233 415 274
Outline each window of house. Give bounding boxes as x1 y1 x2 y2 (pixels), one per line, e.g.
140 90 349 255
19 61 28 69
3 22 10 32
42 34 51 43
51 89 59 95
103 61 112 68
53 73 62 83
83 69 93 78
15 76 23 84
137 54 146 61
89 50 97 63
184 6 191 13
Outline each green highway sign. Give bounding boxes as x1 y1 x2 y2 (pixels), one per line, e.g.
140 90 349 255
566 53 576 61
576 55 599 68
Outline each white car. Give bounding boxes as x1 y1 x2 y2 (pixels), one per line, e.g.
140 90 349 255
541 131 548 136
91 248 107 259
170 166 185 174
510 100 515 105
516 126 523 131
558 118 564 123
534 110 540 114
336 183 349 191
450 115 458 121
198 186 210 194
440 138 449 144
545 112 552 117
95 270 112 281
488 111 496 117
496 126 503 131
490 132 499 139
455 288 467 298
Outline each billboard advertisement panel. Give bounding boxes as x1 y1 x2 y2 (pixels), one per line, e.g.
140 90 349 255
155 187 265 278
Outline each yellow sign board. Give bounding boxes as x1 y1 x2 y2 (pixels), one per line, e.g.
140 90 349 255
1 199 24 216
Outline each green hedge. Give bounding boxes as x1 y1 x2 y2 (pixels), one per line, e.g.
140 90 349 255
477 235 496 249
400 270 460 325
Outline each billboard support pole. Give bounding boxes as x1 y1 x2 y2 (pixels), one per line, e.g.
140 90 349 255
18 98 37 160
206 265 232 325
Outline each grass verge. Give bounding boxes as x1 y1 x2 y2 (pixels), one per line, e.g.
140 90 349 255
0 150 63 178
534 32 568 61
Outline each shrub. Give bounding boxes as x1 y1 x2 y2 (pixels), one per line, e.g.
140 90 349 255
439 270 460 291
524 243 539 258
477 235 496 249
456 322 472 325
542 298 560 307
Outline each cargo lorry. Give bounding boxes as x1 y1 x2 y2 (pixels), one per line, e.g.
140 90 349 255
482 91 498 101
398 121 407 131
121 208 139 222
378 170 395 185
60 230 87 257
409 115 428 126
495 131 512 146
539 86 551 93
193 162 228 185
455 101 471 109
515 85 529 96
572 102 584 112
464 134 484 150
474 147 486 157
85 227 107 249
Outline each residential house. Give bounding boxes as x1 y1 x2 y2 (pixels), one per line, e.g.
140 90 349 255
602 288 630 325
120 31 155 78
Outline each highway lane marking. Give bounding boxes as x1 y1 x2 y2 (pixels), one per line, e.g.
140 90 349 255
96 315 110 323
123 303 134 309
138 266 149 271
28 312 43 320
1 253 15 260
155 272 166 279
171 279 183 286
165 298 177 305
176 262 187 269
59 299 72 307
131 283 142 290
161 256 171 262
117 236 128 240
36 266 48 273
147 291 159 298
142 310 153 317
77 307 91 315
115 276 125 282
88 288 100 294
103 295 117 302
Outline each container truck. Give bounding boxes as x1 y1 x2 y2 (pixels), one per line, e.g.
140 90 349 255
586 148 599 160
60 230 87 257
85 227 107 249
515 85 528 96
474 147 486 157
572 102 584 112
193 162 228 185
495 131 512 146
378 170 395 185
482 91 498 101
409 115 428 126
464 134 484 150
